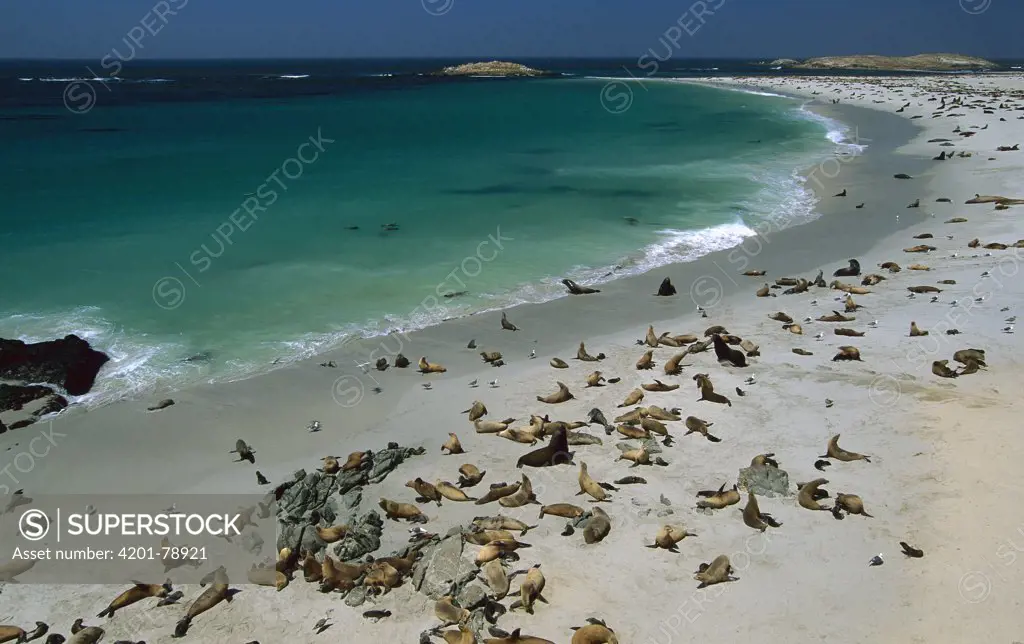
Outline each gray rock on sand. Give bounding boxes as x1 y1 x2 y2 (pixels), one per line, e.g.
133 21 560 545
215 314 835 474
412 531 479 600
738 464 791 497
332 512 384 561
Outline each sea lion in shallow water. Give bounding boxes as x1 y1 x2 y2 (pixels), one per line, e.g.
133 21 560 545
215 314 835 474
562 278 600 295
822 434 871 462
656 277 676 296
537 381 574 404
694 555 737 588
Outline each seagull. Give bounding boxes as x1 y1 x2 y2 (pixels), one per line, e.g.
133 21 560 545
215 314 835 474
357 362 371 374
803 316 813 323
825 398 834 408
422 382 433 390
489 379 499 388
946 235 954 240
529 349 536 359
868 320 878 328
1004 325 1015 334
1001 307 1010 312
85 504 97 516
163 503 178 514
815 332 825 341
1006 316 1016 323
981 271 990 277
372 386 382 394
975 296 985 303
950 299 958 306
744 376 756 385
468 379 478 388
930 296 938 303
810 299 818 305
308 420 321 432
869 553 884 567
907 293 915 299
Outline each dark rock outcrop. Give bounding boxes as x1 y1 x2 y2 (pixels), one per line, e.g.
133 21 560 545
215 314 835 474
0 334 109 396
0 384 54 413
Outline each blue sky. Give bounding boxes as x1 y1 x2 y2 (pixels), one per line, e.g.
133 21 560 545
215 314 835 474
1 0 1020 59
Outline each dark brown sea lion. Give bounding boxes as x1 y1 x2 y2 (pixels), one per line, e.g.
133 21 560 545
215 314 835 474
712 334 747 367
742 270 767 276
562 278 600 295
394 354 410 368
501 313 519 331
832 346 861 361
908 285 941 294
516 427 574 468
694 373 731 406
173 567 233 638
821 434 871 462
704 325 728 337
932 360 959 378
833 259 861 277
834 328 864 337
694 555 737 588
769 312 794 323
406 478 443 506
879 261 902 273
230 439 255 464
656 277 677 296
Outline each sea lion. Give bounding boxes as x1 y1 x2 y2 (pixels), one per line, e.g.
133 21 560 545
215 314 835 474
834 328 864 337
900 542 924 558
821 434 871 462
475 482 522 505
0 627 27 643
475 418 515 433
656 332 682 348
230 439 255 464
437 480 476 502
585 371 606 388
740 338 760 357
656 277 676 296
844 295 861 312
953 349 986 367
755 283 771 297
908 285 941 294
712 334 747 367
908 263 930 271
617 445 651 467
664 351 688 375
500 474 539 508
147 398 174 411
321 455 340 475
684 416 721 442
363 561 402 594
539 503 585 519
508 565 547 614
818 311 854 322
783 279 809 295
832 346 861 362
835 493 873 517
378 498 427 522
537 382 574 404
569 623 618 644
315 522 351 543
516 426 574 468
301 551 322 583
442 433 465 455
945 217 967 224
481 558 512 599
435 595 471 626
577 462 610 502
498 427 539 445
985 242 1009 250
750 453 778 468
932 360 959 378
939 279 957 285
703 325 728 337
694 555 737 588
247 565 289 591
968 237 981 248
562 278 600 295
375 357 389 371
342 451 368 472
640 417 668 436
616 423 649 440
696 483 740 510
476 539 531 565
742 491 781 532
909 321 929 337
635 350 654 370
769 312 794 323
23 623 47 642
435 625 475 644
645 524 696 552
458 464 485 488
480 351 503 364
583 506 612 544
797 479 831 511
792 348 813 356
173 567 232 638
742 270 767 276
618 388 644 408
68 628 104 644
501 313 519 331
464 400 488 422
472 515 535 535
418 357 447 373
394 354 410 368
550 357 569 369
904 245 936 253
694 373 731 406
783 323 803 335
894 173 912 179
644 325 659 348
577 342 604 361
833 259 861 277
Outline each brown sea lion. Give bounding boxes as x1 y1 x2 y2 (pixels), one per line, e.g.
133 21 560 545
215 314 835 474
458 464 486 488
475 417 515 433
442 433 465 455
485 628 555 644
247 565 288 591
861 274 885 286
585 371 606 387
645 405 681 421
616 423 650 440
315 522 351 543
783 323 803 335
173 567 232 638
463 400 488 422
742 269 767 276
538 503 585 519
694 555 737 588
436 480 477 502
822 434 871 462
641 379 678 392
0 626 27 643
550 357 569 369
742 491 781 532
570 623 619 644
476 539 531 565
500 474 539 508
498 427 539 445
684 416 721 442
696 483 740 510
645 524 696 552
740 338 760 357
583 506 612 544
617 445 651 467
985 242 1009 250
879 261 901 272
475 482 522 505
341 451 368 472
363 561 402 594
908 285 941 294
704 325 728 337
645 325 659 348
932 360 959 378
903 245 936 253
394 354 410 368
101 577 169 618
378 498 426 522
776 277 798 286
909 321 929 337
818 310 854 322
418 356 447 373
472 516 535 535
769 312 794 323
68 627 105 644
516 426 574 468
640 417 668 436
755 283 771 297
908 263 930 271
509 565 547 614
435 595 471 626
797 479 831 511
664 351 688 375
618 388 644 408
302 551 323 583
577 462 609 502
480 558 512 599
694 373 731 406
835 493 873 517
577 342 604 361
834 328 864 337
537 381 574 404
465 526 516 545
635 350 654 371
953 349 986 367
750 453 778 468
844 295 861 312
480 351 503 364
792 348 813 356
832 346 861 361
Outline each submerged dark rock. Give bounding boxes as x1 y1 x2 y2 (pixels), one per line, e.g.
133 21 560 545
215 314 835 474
0 334 109 396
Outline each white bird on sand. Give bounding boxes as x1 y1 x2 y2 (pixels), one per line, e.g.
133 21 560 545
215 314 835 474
307 420 321 432
468 379 478 388
975 296 985 303
744 376 756 385
489 379 499 388
814 332 824 341
357 362 371 374
1004 325 1015 334
810 299 818 305
803 316 813 323
1006 316 1016 323
869 553 885 566
422 382 432 390
529 349 536 359
868 320 878 328
950 300 958 306
981 271 991 277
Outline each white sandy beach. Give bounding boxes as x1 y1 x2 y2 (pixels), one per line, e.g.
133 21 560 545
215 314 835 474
2 73 1024 643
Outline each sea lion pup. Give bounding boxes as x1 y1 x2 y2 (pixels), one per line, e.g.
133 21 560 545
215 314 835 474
230 438 255 464
406 478 443 506
458 464 486 488
550 357 569 369
463 400 488 422
833 259 861 277
696 483 740 510
584 506 612 544
835 493 874 518
475 481 522 505
908 285 941 294
821 434 871 462
472 515 535 535
441 433 465 455
797 479 832 511
173 567 233 638
435 595 471 626
315 521 351 543
378 498 427 522
0 626 27 643
844 295 861 312
538 503 585 519
656 277 677 296
694 555 738 589
395 354 410 368
618 388 644 408
932 360 959 379
418 356 447 373
646 405 681 421
508 564 547 614
577 342 605 361
617 445 652 467
756 283 771 297
577 462 610 502
834 328 864 337
684 416 721 442
783 323 803 335
740 338 760 357
909 321 929 337
635 350 654 371
712 334 747 367
302 551 323 583
742 491 782 532
475 417 516 433
563 278 600 295
818 311 854 322
663 351 688 376
500 474 539 508
694 373 732 406
247 564 289 591
769 311 794 323
954 349 986 367
751 453 779 468
585 371 606 388
537 381 574 404
480 351 503 364
832 346 861 362
645 524 697 552
516 426 574 468
67 628 104 644
342 450 369 472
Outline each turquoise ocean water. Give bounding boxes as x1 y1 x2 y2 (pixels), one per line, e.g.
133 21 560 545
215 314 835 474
0 74 857 405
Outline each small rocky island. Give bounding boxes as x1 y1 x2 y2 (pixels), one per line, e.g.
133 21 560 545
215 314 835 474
766 53 997 71
432 60 553 77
